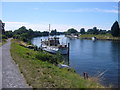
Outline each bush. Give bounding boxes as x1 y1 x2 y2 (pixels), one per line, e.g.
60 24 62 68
2 35 7 39
35 52 59 65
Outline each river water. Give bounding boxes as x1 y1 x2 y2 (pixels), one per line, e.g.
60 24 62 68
31 35 120 87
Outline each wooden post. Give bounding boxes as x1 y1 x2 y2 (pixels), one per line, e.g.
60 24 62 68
41 39 42 51
68 43 70 65
83 72 89 79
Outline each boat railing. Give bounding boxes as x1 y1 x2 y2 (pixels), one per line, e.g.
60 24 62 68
46 46 58 51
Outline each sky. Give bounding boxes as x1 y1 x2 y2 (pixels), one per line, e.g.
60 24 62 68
1 2 119 32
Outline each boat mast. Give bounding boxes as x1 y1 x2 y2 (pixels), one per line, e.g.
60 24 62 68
49 24 50 37
48 24 50 46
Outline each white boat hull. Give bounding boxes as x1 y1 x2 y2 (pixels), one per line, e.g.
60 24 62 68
92 37 96 41
42 46 68 55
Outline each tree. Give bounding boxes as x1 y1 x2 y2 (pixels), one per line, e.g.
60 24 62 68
87 27 99 34
0 20 5 35
80 28 85 34
67 28 78 34
98 29 107 34
87 29 94 34
14 26 28 34
111 21 120 37
5 31 13 38
50 29 57 35
93 27 99 34
42 31 49 36
107 30 111 34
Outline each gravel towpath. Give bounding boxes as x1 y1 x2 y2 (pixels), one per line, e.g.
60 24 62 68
1 39 29 88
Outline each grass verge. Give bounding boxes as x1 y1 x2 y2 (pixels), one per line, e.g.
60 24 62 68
0 39 7 46
10 39 104 88
80 34 120 40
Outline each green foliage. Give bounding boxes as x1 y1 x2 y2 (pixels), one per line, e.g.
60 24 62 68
0 38 7 46
87 29 93 34
5 31 13 38
107 30 111 34
85 27 111 35
13 35 20 39
35 52 58 65
80 28 85 34
99 29 107 34
50 29 62 35
111 21 120 37
67 28 78 34
34 31 42 36
4 26 64 41
14 26 28 35
42 31 49 36
80 34 120 40
13 26 42 42
8 26 64 43
87 27 99 34
0 20 5 35
2 34 7 39
93 27 99 34
50 29 57 35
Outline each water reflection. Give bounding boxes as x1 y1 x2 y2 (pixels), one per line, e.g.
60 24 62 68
31 35 120 87
111 41 120 63
111 41 120 87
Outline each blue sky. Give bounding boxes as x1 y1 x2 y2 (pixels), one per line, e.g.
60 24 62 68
2 2 118 31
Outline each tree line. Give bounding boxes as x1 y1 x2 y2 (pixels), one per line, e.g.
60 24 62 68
2 26 64 42
65 27 111 35
1 21 120 42
65 21 120 37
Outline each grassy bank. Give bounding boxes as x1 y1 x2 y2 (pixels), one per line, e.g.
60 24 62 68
0 39 7 46
80 34 120 41
10 39 104 88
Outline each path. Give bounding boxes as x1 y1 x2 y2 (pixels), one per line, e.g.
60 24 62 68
1 38 29 88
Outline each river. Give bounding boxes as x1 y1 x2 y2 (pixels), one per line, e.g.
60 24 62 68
31 35 120 87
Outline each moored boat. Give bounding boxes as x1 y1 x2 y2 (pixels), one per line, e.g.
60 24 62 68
41 24 68 55
91 37 97 41
42 44 68 55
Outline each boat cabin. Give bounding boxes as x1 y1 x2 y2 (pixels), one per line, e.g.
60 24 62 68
42 37 60 46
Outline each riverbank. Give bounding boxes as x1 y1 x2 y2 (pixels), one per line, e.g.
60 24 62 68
10 39 104 88
2 38 29 88
80 34 120 41
0 39 7 46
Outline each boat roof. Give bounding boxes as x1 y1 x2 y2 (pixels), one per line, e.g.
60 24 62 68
48 37 59 39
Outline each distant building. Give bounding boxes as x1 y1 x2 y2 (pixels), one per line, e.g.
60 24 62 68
0 20 5 34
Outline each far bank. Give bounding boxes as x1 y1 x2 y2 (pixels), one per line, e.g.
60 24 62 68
79 34 120 41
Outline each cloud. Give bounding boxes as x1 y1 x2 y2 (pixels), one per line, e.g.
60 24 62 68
4 21 110 32
4 21 51 31
34 8 39 10
51 8 119 13
94 8 118 13
4 21 28 24
4 21 29 30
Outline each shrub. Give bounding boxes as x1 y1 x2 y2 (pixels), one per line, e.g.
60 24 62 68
35 52 59 65
2 35 7 39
